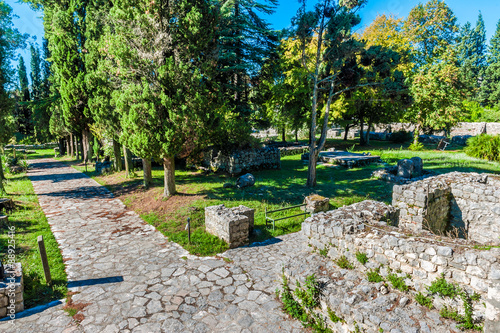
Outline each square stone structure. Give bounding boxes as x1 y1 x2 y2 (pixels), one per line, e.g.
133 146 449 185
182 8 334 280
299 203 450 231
302 195 330 213
0 263 24 319
393 172 500 244
205 205 255 248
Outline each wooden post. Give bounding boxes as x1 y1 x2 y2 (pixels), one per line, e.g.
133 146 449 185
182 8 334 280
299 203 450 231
187 218 191 244
37 235 52 285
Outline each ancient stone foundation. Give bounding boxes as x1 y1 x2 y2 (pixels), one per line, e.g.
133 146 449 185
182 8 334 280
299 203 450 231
0 263 24 319
205 205 254 248
202 147 280 175
301 199 500 332
393 172 500 244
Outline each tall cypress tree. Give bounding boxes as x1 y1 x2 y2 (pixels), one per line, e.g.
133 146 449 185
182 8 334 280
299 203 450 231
30 44 42 100
30 40 55 143
47 0 91 160
14 56 33 135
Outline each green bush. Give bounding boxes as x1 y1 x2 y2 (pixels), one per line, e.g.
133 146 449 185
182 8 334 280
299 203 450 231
427 274 459 298
464 134 500 162
389 131 412 143
408 141 424 151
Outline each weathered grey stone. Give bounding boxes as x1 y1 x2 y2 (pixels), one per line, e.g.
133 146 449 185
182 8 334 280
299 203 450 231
303 195 330 213
397 159 414 178
236 173 255 189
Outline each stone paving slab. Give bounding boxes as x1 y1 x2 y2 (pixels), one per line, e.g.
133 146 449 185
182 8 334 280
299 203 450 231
0 159 306 332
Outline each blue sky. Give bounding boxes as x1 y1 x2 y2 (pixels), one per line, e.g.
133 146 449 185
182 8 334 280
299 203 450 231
7 0 500 84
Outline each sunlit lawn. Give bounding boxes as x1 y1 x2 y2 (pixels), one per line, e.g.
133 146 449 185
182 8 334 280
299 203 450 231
50 139 500 255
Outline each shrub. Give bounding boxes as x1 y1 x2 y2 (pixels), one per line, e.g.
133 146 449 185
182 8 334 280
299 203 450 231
464 134 500 162
389 130 412 143
408 141 424 151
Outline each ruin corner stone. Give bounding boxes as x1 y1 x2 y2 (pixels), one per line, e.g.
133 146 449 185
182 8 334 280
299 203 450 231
303 195 330 213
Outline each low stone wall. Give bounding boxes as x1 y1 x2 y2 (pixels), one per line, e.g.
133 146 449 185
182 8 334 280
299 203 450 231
301 200 500 331
4 143 58 150
202 147 280 175
205 205 254 248
278 146 308 157
393 172 500 244
0 263 24 319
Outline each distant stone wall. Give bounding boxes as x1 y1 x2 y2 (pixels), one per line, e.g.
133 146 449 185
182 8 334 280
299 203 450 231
202 147 280 175
205 205 254 248
0 263 24 319
301 200 500 331
393 172 500 245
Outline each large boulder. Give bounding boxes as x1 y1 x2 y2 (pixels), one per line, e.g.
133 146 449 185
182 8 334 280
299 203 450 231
397 159 414 178
410 157 423 177
236 173 255 189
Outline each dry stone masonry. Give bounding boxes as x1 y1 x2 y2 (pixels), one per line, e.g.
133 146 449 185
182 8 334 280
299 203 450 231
205 204 255 248
394 172 500 244
0 263 24 319
301 179 500 332
202 147 280 175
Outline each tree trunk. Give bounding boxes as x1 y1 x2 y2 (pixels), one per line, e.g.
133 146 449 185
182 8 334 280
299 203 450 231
359 120 365 146
365 122 372 146
306 149 318 187
77 135 82 160
65 135 70 156
281 126 286 143
112 139 123 172
0 154 5 193
413 124 421 145
295 129 299 143
163 156 176 197
82 128 91 163
343 125 350 141
69 133 74 157
123 146 133 178
142 158 152 188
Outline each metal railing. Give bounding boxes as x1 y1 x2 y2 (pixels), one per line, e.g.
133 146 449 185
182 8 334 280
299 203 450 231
265 203 311 231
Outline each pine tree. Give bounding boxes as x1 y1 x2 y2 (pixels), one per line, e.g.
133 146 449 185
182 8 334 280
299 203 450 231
480 19 500 111
457 13 487 100
217 0 278 126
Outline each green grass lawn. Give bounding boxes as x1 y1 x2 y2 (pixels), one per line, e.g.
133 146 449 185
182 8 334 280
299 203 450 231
46 140 500 256
0 159 67 309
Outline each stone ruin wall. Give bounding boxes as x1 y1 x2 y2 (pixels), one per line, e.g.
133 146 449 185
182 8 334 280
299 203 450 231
301 200 500 332
202 147 280 175
0 263 24 319
205 205 254 248
394 172 500 245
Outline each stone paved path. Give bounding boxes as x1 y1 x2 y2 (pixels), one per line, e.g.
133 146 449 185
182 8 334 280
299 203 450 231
0 159 306 333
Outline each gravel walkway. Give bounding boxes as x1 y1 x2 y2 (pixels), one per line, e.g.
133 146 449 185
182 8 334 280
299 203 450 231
0 159 306 333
